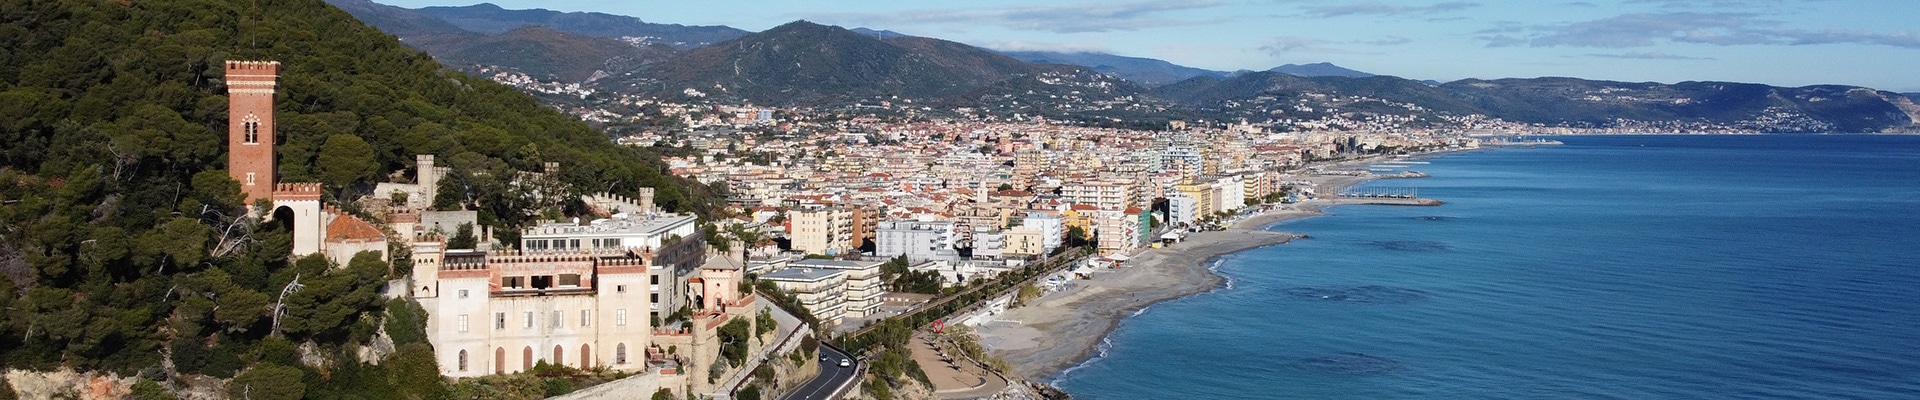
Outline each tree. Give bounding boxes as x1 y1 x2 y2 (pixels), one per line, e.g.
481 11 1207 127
316 134 377 194
448 223 478 249
996 183 1012 191
227 363 306 400
652 388 674 400
1065 226 1090 248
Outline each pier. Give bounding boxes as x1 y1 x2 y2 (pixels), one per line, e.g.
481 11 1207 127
1333 187 1443 206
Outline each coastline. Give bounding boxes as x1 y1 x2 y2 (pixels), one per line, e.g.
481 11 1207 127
974 158 1414 382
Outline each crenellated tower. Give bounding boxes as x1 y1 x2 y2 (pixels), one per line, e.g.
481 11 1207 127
226 60 280 205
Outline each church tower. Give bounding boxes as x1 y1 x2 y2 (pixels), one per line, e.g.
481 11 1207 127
226 60 280 205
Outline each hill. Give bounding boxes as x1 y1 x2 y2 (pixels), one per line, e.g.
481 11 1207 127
1440 78 1918 132
413 2 748 48
0 0 714 396
446 25 680 82
603 21 1141 106
1000 51 1224 86
1269 62 1374 78
1152 71 1480 126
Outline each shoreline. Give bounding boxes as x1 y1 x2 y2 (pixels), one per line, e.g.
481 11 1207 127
974 154 1432 382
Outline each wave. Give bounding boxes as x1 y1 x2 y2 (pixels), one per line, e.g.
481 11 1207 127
1052 337 1115 384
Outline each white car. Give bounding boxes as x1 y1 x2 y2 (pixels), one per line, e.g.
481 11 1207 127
838 359 852 368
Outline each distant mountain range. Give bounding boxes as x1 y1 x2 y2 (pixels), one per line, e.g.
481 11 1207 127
330 0 1920 132
600 21 1141 105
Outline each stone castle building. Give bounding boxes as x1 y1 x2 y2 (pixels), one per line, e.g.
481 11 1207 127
225 60 387 266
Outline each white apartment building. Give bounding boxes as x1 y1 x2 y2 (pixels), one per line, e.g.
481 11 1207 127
760 267 848 323
875 220 962 262
1021 212 1065 253
1166 193 1198 227
1061 179 1133 211
790 259 884 318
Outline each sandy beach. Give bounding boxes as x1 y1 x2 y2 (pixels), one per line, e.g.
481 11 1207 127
974 164 1407 381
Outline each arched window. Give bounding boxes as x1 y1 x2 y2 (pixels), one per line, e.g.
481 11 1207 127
581 344 592 369
458 350 469 371
242 114 261 144
554 345 564 367
616 343 628 365
523 346 534 372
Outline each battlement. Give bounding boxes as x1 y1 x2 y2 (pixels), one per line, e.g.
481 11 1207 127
272 183 323 201
389 209 420 223
439 249 651 271
225 60 281 74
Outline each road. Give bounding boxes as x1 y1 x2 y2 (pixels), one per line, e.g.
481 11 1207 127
780 344 858 400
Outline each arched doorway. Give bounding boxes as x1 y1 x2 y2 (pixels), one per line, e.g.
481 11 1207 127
523 346 534 371
581 344 592 369
553 345 564 367
458 350 468 372
616 343 627 365
494 347 505 374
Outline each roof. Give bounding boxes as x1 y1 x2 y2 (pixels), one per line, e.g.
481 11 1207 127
326 214 385 241
760 267 845 282
792 258 882 270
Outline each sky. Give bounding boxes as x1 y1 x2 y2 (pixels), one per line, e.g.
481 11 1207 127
378 0 1920 92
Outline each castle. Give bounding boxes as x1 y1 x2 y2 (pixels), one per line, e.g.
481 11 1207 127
225 60 387 266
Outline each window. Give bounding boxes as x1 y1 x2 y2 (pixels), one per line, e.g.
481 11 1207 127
650 293 659 303
616 309 627 326
502 276 525 289
524 311 533 328
495 312 505 330
458 350 468 372
458 314 468 333
616 343 627 365
570 239 581 249
580 310 591 327
458 289 469 298
651 275 661 284
551 310 561 328
242 114 261 144
559 274 581 287
244 172 255 185
616 285 627 293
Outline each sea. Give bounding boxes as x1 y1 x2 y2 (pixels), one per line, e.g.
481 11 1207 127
1052 135 1920 399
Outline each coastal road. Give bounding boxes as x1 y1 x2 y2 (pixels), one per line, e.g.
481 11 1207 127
780 344 859 400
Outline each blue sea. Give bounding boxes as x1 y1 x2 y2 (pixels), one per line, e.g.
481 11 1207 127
1053 135 1920 399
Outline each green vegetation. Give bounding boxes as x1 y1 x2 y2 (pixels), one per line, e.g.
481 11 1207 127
0 0 717 395
652 388 674 400
717 318 752 366
878 255 941 294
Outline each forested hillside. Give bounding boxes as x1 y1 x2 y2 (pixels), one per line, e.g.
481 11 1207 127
0 0 712 397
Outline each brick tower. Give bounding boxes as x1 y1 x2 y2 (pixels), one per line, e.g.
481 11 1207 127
226 60 280 205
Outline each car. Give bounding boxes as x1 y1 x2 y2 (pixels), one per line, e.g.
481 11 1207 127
821 355 829 362
838 359 852 368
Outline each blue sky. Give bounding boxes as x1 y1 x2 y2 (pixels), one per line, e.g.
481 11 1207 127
380 0 1920 91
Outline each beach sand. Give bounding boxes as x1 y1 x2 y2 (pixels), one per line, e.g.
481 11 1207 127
974 171 1394 381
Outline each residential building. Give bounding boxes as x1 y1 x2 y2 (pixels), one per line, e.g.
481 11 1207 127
791 259 884 318
875 220 962 262
788 206 853 256
760 267 848 323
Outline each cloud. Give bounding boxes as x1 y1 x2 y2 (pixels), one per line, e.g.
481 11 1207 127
1260 36 1366 55
1299 1 1481 17
805 1 1226 34
1478 12 1920 49
1584 51 1714 60
1357 36 1413 45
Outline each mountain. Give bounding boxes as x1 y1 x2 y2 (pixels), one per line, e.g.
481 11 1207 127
446 26 680 81
1001 51 1224 86
1269 62 1374 78
603 21 1143 106
851 28 911 39
327 0 483 52
1152 71 1481 125
1441 78 1918 132
413 2 748 48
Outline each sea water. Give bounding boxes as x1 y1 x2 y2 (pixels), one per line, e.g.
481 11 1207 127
1053 135 1920 399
